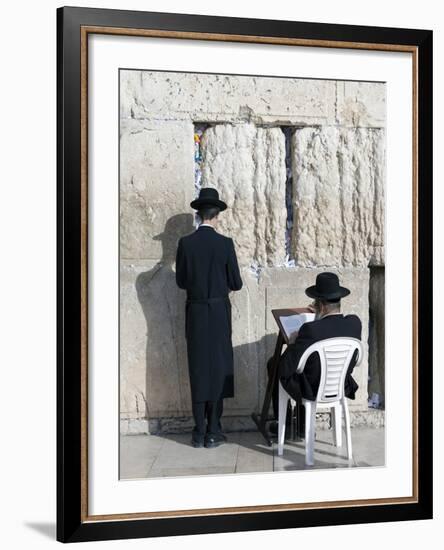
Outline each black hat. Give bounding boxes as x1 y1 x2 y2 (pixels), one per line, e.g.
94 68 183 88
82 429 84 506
190 187 227 211
305 272 350 301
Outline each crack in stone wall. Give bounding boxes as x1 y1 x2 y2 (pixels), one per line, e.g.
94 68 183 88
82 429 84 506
193 123 210 228
368 266 385 409
282 127 296 267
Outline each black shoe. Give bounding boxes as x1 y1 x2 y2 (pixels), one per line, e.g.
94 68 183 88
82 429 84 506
204 433 227 448
191 426 206 447
268 421 292 436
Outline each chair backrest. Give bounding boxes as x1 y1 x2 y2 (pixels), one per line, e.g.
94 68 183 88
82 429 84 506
296 337 363 403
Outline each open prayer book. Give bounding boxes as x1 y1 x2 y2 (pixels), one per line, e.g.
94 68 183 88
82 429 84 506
279 312 316 343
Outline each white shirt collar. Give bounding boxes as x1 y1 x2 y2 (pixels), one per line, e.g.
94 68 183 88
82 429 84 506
199 223 214 228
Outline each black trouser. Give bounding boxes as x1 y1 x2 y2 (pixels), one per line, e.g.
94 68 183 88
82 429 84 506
266 357 305 433
191 399 224 438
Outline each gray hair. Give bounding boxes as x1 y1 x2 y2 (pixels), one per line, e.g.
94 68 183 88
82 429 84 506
316 297 341 313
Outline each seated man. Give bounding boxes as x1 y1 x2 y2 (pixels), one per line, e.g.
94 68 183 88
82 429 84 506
268 272 362 437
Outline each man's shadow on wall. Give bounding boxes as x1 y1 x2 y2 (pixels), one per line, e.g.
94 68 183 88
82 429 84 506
135 214 195 430
135 214 282 446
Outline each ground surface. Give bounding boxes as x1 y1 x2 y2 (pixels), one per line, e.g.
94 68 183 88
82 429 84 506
120 427 384 479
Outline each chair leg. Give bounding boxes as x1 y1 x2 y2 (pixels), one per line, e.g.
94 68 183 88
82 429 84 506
305 401 317 466
343 398 353 461
332 403 342 448
290 399 295 440
277 381 288 456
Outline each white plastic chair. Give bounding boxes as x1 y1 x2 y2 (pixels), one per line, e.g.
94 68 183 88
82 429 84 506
277 337 363 466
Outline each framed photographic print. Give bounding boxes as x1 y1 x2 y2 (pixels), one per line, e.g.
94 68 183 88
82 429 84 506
57 6 433 543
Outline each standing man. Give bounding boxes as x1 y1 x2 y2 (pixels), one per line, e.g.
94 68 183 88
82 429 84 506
175 187 243 448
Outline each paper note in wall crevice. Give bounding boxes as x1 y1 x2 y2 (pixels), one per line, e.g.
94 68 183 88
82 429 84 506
279 313 315 343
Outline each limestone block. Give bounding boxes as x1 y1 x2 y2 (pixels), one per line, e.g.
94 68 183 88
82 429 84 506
123 409 383 435
200 123 287 267
120 119 195 260
120 419 149 435
291 127 385 267
121 261 370 423
120 262 264 420
120 260 190 418
257 267 370 411
225 269 263 414
120 260 152 419
336 81 386 128
121 70 337 125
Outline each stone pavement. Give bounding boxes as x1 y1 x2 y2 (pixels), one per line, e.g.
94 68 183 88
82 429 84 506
120 427 384 479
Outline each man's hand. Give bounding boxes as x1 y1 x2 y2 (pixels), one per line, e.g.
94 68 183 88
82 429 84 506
306 301 316 313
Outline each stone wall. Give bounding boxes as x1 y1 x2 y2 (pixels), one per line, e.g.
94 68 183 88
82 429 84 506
291 127 385 267
200 124 287 267
119 70 386 434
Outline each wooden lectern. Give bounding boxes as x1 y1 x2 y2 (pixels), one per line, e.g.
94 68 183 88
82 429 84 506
251 307 313 446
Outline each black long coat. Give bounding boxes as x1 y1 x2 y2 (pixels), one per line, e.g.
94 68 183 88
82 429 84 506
175 226 243 402
278 314 362 402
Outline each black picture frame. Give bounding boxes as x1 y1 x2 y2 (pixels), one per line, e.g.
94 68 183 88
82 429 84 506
57 5 433 543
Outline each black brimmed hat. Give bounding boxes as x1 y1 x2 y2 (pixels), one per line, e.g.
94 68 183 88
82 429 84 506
190 187 227 211
305 272 350 301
